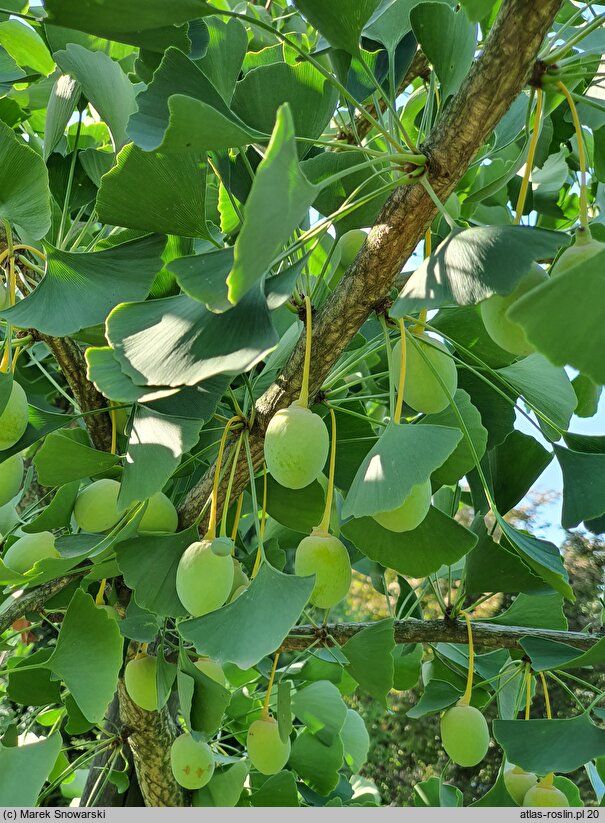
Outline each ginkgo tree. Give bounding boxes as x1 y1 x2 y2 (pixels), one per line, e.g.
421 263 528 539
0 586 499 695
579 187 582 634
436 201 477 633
1 0 605 809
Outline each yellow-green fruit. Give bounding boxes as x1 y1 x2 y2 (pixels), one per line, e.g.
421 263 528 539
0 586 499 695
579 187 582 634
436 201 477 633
0 383 29 451
523 779 569 807
247 717 290 775
0 454 23 506
2 531 59 574
551 230 604 277
124 655 158 712
264 405 329 490
229 559 249 598
170 733 215 790
74 478 125 533
372 478 432 533
394 334 457 415
504 766 538 804
176 538 234 617
230 584 248 602
480 265 547 356
440 702 489 767
138 491 178 534
294 531 351 609
337 229 366 268
194 657 226 686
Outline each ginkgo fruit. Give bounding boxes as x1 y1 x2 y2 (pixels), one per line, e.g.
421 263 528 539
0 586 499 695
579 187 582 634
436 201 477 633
504 765 538 804
294 530 351 608
176 538 234 617
0 382 29 451
264 405 329 489
523 775 569 807
393 334 457 414
2 531 60 574
247 716 290 775
480 265 547 356
170 733 215 790
230 558 249 597
0 453 23 507
74 478 125 533
372 479 432 533
550 228 604 277
440 701 489 767
194 657 226 686
138 491 178 534
337 229 366 269
124 655 158 712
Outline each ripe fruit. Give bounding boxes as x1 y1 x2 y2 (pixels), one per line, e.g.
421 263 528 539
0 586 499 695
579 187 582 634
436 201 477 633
194 657 226 686
124 655 158 712
337 229 366 269
170 733 215 790
0 453 23 506
551 228 604 277
264 404 329 489
440 701 489 767
138 491 178 534
176 538 234 617
294 530 351 609
393 334 457 415
2 531 60 574
372 478 432 533
480 265 547 356
504 765 538 804
523 776 569 807
247 717 290 775
74 478 125 533
0 382 29 450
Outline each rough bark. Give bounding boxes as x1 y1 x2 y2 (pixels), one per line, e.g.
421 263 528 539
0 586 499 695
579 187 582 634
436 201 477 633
0 571 83 634
281 619 603 653
178 0 563 529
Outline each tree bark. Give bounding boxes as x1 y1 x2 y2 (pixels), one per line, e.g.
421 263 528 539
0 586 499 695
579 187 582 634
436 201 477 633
178 0 563 530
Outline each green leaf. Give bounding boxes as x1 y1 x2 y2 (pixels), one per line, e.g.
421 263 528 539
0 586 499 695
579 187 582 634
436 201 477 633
194 761 249 807
250 771 299 807
22 481 80 534
572 374 602 419
179 563 315 669
498 519 574 602
1 235 165 337
407 680 461 719
364 0 451 54
44 74 82 161
472 769 516 807
0 734 62 807
277 680 292 744
493 714 605 775
293 0 382 55
392 226 567 315
520 635 605 672
419 390 487 486
0 20 54 76
496 354 577 435
343 507 477 577
227 105 320 304
128 48 265 154
257 475 325 534
107 289 278 388
47 589 123 723
342 423 461 519
289 729 344 795
341 619 394 705
118 407 204 508
302 150 390 235
508 248 605 385
7 649 62 707
410 3 476 99
414 776 463 808
97 144 210 239
231 62 338 156
55 44 137 150
341 709 370 772
393 644 423 691
116 528 196 618
465 521 549 595
460 0 496 22
44 0 211 52
0 120 51 240
554 444 605 529
33 430 119 486
481 592 567 631
178 652 231 738
195 18 248 105
168 247 233 312
489 430 553 515
292 681 348 744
